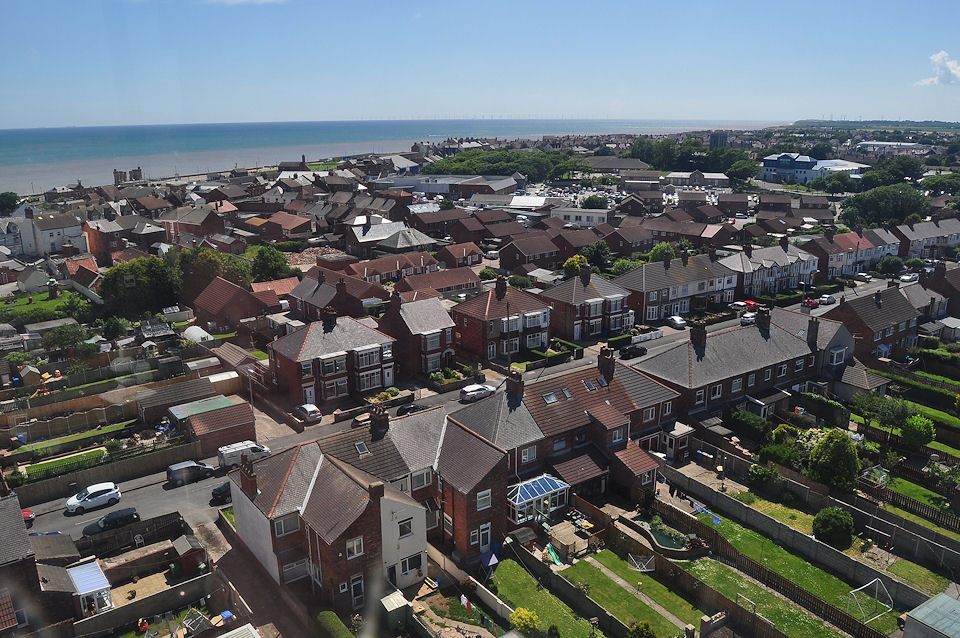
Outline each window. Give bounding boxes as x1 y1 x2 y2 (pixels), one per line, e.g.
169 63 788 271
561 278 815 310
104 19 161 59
795 360 804 372
695 389 705 404
747 373 755 387
401 553 422 574
337 379 347 395
470 529 479 545
646 306 658 321
424 501 438 529
477 489 491 511
575 430 587 444
522 446 536 463
426 353 441 372
359 369 381 391
777 364 787 377
909 317 917 327
357 348 380 367
542 392 558 404
561 387 572 398
649 291 657 301
346 536 364 559
501 337 519 354
611 428 624 443
300 362 313 377
830 347 846 365
526 332 541 348
874 331 882 342
596 376 608 388
398 518 413 538
274 515 298 537
553 436 567 452
525 312 541 328
764 369 772 381
663 401 672 416
731 378 742 393
412 469 431 490
392 477 409 493
710 384 722 399
643 406 656 421
584 379 596 391
425 333 440 350
382 343 392 358
443 513 453 535
898 321 907 332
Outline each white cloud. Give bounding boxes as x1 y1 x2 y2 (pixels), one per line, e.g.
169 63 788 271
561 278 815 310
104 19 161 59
916 50 960 86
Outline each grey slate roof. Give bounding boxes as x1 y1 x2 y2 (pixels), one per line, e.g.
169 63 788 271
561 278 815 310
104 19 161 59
0 494 33 567
389 406 447 472
769 308 844 351
315 423 409 482
899 282 945 311
718 244 817 274
289 277 337 308
378 228 437 251
136 377 215 411
436 421 505 493
614 253 735 292
834 287 919 333
836 358 889 390
270 317 393 363
398 297 455 335
448 390 544 452
349 220 409 244
895 217 960 241
31 212 82 231
538 273 630 305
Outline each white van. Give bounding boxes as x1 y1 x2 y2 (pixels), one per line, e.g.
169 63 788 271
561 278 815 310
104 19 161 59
217 441 271 469
485 250 499 260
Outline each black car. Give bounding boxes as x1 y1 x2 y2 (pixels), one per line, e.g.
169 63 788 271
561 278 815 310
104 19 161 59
396 404 428 417
619 344 648 359
211 481 232 503
84 508 140 536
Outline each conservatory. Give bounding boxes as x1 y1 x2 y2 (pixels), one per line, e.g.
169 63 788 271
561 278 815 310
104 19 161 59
507 474 570 524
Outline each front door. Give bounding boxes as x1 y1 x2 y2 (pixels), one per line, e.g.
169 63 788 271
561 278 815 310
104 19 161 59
479 522 491 553
350 574 364 609
573 323 581 341
303 385 315 404
487 342 496 360
383 365 394 387
387 565 397 587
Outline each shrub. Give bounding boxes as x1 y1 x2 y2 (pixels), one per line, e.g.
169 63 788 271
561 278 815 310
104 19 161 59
905 257 924 270
510 608 540 635
461 364 474 377
627 622 657 638
547 626 561 638
920 336 942 350
947 343 960 354
733 490 759 505
386 386 400 397
727 408 771 441
373 391 391 403
901 414 935 447
812 506 855 549
273 240 304 252
479 267 498 281
759 443 800 468
508 275 531 289
429 372 443 384
104 439 122 453
808 429 859 492
6 471 24 487
771 423 798 444
443 366 458 380
747 464 785 498
316 611 353 638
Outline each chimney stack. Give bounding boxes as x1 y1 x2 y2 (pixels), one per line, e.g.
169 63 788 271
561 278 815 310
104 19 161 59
390 290 402 312
887 279 899 289
825 228 835 242
506 367 524 397
368 480 384 501
495 275 507 300
336 277 347 296
681 249 689 266
239 455 258 498
370 403 389 438
934 262 947 281
598 346 616 380
807 316 819 349
929 296 938 318
779 236 789 250
579 264 592 286
689 320 707 347
743 243 753 257
708 246 717 261
874 290 883 306
756 307 771 331
322 305 338 328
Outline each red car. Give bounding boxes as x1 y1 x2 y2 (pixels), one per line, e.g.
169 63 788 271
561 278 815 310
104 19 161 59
744 300 760 311
802 298 820 308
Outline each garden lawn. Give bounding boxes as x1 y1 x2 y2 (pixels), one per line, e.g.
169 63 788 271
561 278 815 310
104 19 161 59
249 349 269 360
592 549 704 627
221 507 235 527
732 491 815 535
18 420 132 454
308 161 339 171
429 591 484 626
680 559 843 638
882 504 960 542
561 561 675 638
905 401 960 432
492 559 602 638
886 477 952 511
695 512 899 634
25 449 106 479
886 559 951 595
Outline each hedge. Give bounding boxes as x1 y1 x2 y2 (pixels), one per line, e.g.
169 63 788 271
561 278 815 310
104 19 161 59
316 611 353 638
753 284 842 308
918 348 960 366
873 370 956 410
607 333 633 348
905 401 960 433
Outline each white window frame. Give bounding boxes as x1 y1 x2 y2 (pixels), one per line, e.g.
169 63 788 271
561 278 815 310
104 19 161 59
425 332 441 351
398 517 413 538
764 369 772 381
274 515 299 537
643 406 656 422
795 360 804 372
829 347 846 365
470 529 479 545
401 552 422 574
777 364 787 377
731 378 742 393
359 369 381 391
346 536 364 560
695 389 705 405
412 469 432 491
663 401 672 417
553 436 566 452
747 373 755 387
521 446 536 463
476 489 492 511
611 428 624 443
710 384 722 399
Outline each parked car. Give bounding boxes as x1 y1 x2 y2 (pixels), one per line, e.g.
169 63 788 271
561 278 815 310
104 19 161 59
66 482 121 514
293 403 322 423
854 272 872 282
801 298 820 308
22 509 34 528
740 312 757 325
729 301 748 312
166 461 215 487
484 250 499 260
460 384 495 402
735 212 749 219
899 272 919 283
819 294 837 305
211 482 232 504
397 403 428 416
84 508 140 536
743 300 760 311
665 315 687 329
619 344 648 359
218 441 271 469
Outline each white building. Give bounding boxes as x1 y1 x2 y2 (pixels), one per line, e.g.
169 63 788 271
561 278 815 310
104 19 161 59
19 209 87 256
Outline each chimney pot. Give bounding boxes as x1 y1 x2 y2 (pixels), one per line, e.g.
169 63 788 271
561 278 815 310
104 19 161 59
239 456 258 498
368 480 384 501
579 264 591 286
807 316 819 349
370 403 389 437
756 307 771 331
495 275 507 300
689 320 707 346
598 346 616 380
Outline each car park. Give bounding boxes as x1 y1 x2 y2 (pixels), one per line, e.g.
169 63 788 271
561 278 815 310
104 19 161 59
397 403 428 416
211 482 232 504
619 344 648 359
84 508 140 536
293 403 322 423
854 272 872 282
801 298 820 308
740 312 757 325
665 315 687 329
66 482 121 514
166 461 215 487
899 272 919 283
819 294 837 305
460 384 495 402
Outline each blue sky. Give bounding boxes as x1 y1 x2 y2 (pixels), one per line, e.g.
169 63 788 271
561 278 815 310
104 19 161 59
2 0 959 128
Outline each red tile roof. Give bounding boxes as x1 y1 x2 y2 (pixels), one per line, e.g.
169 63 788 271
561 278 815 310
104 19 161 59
194 276 261 316
250 276 301 297
615 441 659 475
65 257 98 276
267 211 311 231
453 285 548 321
111 247 150 263
0 589 16 632
251 289 280 307
395 267 479 292
188 402 254 436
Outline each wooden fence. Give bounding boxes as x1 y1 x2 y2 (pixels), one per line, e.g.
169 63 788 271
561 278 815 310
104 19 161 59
857 477 960 534
650 499 889 638
885 366 960 394
858 421 960 466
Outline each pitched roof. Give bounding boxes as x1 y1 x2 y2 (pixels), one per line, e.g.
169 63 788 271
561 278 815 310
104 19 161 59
194 277 262 317
65 257 98 277
188 402 254 436
539 273 630 305
895 217 960 241
614 253 735 293
453 285 548 321
378 228 437 251
306 266 390 301
31 211 82 231
0 494 33 567
270 317 393 363
437 242 482 260
899 282 945 311
399 288 443 302
614 442 660 475
552 445 608 485
267 211 311 231
448 389 543 452
396 268 480 293
836 358 889 390
718 244 816 274
344 252 439 279
289 277 336 308
213 341 257 369
388 406 448 472
250 276 301 297
397 297 455 335
553 229 602 249
160 205 216 225
314 422 409 481
505 234 558 256
436 420 506 493
769 307 844 351
829 287 919 332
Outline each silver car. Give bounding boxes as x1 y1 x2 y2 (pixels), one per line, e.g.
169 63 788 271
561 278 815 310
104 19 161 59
460 384 495 402
66 482 121 514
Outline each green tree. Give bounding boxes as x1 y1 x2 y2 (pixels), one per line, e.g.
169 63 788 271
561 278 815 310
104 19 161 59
875 255 904 275
808 429 859 491
547 625 561 638
901 414 936 447
808 142 833 160
580 240 611 269
251 245 297 282
812 506 855 549
563 254 589 278
905 257 925 270
581 195 608 209
594 146 615 156
42 324 87 350
878 398 912 442
439 198 455 210
173 246 251 302
726 159 759 185
478 267 498 281
101 315 129 340
421 149 586 182
627 621 657 638
5 352 33 368
649 242 676 263
0 192 18 216
510 608 540 635
839 184 931 227
611 258 640 276
100 256 182 318
56 293 92 323
922 173 960 195
508 275 530 289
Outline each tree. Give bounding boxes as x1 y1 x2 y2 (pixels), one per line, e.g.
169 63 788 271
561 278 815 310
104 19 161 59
173 247 251 302
252 245 297 282
56 293 92 323
508 275 530 289
878 398 912 442
563 254 589 278
905 257 924 270
101 316 129 340
611 258 640 276
0 192 18 216
422 149 586 183
839 184 931 227
42 324 87 350
478 267 498 281
627 621 657 638
5 351 32 369
581 195 607 209
726 159 758 185
808 429 859 491
901 414 935 447
580 240 611 269
439 198 455 210
808 142 833 160
812 506 855 549
101 256 182 318
922 173 960 195
649 242 675 263
510 608 540 635
875 255 904 275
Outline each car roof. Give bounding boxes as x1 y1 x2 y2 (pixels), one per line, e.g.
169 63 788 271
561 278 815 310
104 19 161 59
169 460 203 469
299 403 319 411
105 508 137 518
462 384 486 391
84 482 117 491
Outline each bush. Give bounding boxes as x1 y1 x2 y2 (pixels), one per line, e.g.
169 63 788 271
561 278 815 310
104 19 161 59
273 240 304 252
747 464 785 498
461 364 474 377
947 343 960 354
771 423 798 444
876 255 904 275
808 429 859 492
443 366 458 380
429 372 443 384
510 608 540 635
316 611 353 638
508 275 531 289
627 621 657 638
104 439 122 453
479 267 498 281
759 443 800 468
812 506 855 549
6 471 24 487
901 414 935 447
386 386 400 397
373 391 391 403
920 336 942 350
728 408 771 441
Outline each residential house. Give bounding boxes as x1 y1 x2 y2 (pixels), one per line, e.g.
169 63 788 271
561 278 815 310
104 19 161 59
130 196 173 218
19 210 87 257
250 277 301 301
614 251 737 323
408 208 471 238
261 212 312 240
377 294 456 375
448 217 487 245
451 276 551 363
290 273 384 320
159 206 226 242
718 239 819 298
551 229 603 262
114 214 165 249
686 205 725 224
472 209 512 226
802 228 901 283
923 262 960 317
538 267 634 342
342 253 439 285
821 287 919 361
548 207 609 229
229 444 426 612
892 217 960 259
499 234 560 271
758 193 793 213
436 242 483 268
898 282 947 330
193 276 272 330
635 308 853 419
0 220 22 256
617 192 663 216
664 170 729 188
0 494 39 635
717 193 750 215
200 233 247 255
676 191 708 210
268 312 395 404
82 219 124 264
394 268 481 299
602 226 654 257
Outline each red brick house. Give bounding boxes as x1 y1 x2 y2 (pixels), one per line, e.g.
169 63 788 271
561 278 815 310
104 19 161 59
290 270 389 319
251 276 301 301
159 205 226 241
0 494 40 635
436 242 483 268
717 193 750 215
538 267 634 342
821 286 919 361
131 196 173 218
551 229 602 261
342 252 439 284
261 211 312 240
408 208 471 237
394 268 480 298
199 233 246 255
602 226 654 257
186 402 256 455
377 294 456 375
499 234 560 271
82 219 124 264
449 217 487 245
267 312 395 404
923 262 960 317
193 276 271 330
451 277 551 364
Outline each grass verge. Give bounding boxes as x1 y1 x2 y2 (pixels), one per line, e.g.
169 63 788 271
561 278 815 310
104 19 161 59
221 507 235 527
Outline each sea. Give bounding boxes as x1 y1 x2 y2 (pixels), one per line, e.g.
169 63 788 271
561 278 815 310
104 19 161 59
0 119 784 195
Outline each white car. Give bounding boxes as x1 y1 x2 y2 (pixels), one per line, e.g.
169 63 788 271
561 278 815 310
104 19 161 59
460 384 496 402
819 294 837 305
740 312 757 326
729 301 748 312
293 403 322 423
665 316 687 329
66 482 121 514
899 273 919 283
854 272 872 282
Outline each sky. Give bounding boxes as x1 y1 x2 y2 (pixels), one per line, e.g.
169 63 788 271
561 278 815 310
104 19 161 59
2 0 960 129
